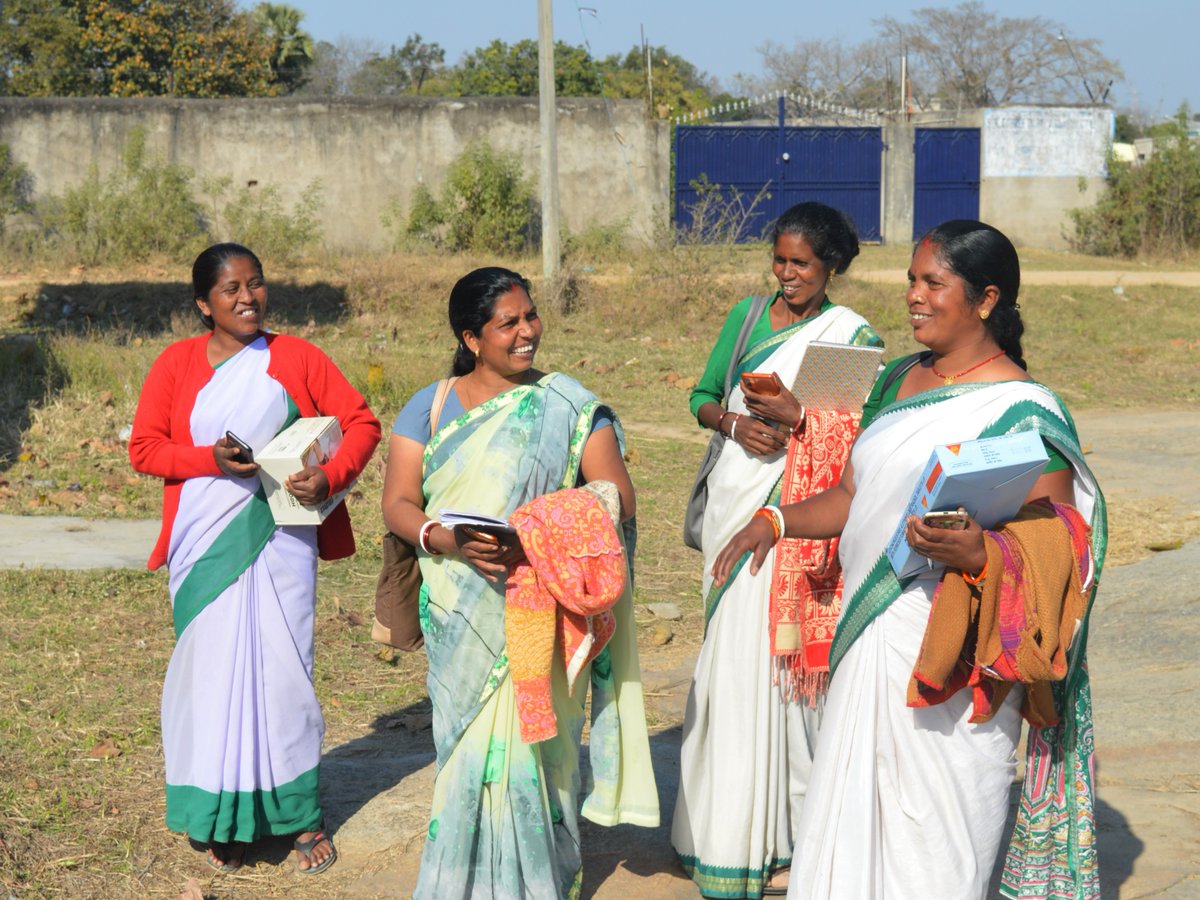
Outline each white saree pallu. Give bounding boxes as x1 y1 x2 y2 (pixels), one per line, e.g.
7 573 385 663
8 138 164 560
162 337 324 842
789 381 1105 900
673 306 877 898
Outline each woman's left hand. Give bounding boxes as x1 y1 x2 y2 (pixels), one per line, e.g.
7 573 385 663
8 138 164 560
455 527 526 583
286 465 331 506
742 374 804 430
904 514 988 576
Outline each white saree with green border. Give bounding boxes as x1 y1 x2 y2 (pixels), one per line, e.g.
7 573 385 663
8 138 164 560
672 305 882 899
413 372 658 900
788 380 1105 900
162 336 324 844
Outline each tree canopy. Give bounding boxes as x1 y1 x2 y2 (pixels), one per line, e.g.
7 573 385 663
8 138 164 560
0 0 309 97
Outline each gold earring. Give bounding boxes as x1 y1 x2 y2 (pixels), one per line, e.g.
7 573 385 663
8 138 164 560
980 309 991 320
474 346 481 358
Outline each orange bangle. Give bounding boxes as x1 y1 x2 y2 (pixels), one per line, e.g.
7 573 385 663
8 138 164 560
753 507 782 543
962 561 988 584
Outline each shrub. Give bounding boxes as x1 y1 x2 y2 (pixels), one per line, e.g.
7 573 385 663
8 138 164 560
406 139 535 253
675 174 772 246
217 180 323 262
1070 110 1200 258
0 144 34 234
46 127 207 264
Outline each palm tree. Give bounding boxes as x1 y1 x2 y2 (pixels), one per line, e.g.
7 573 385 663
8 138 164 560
252 3 315 93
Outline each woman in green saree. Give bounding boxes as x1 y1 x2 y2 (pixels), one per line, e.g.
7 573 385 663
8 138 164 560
381 267 658 899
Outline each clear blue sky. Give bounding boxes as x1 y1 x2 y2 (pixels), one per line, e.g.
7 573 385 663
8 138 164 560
280 0 1196 120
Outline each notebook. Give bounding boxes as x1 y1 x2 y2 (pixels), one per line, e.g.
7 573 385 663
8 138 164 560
790 341 885 413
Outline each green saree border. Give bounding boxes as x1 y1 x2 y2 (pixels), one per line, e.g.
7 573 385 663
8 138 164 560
702 478 782 629
172 397 299 638
677 852 792 899
165 764 320 842
828 385 1104 675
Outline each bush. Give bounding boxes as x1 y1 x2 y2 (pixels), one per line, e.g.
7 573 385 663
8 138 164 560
209 178 323 263
1070 111 1200 258
47 127 207 264
0 144 34 234
405 139 535 253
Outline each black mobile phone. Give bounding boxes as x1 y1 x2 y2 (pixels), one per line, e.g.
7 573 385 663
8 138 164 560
225 430 254 464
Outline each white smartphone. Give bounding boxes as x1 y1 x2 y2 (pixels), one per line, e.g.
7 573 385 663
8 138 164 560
922 509 969 530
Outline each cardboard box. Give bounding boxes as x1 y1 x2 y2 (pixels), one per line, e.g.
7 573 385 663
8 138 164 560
256 416 351 525
886 431 1049 578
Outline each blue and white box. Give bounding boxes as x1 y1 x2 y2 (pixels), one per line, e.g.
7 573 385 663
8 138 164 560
886 431 1050 578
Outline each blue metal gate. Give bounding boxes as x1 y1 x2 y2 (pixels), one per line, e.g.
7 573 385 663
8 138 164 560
674 125 883 242
913 128 980 239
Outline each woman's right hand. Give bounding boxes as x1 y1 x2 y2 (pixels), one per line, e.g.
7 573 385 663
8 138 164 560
730 414 788 457
213 437 260 478
711 515 777 584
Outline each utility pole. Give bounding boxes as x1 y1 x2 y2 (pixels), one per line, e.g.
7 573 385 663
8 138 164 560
537 0 561 288
1057 32 1096 104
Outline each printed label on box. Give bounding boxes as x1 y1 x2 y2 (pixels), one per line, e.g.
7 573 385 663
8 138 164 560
886 431 1049 579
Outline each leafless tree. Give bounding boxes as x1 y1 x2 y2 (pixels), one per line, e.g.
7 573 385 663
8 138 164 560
746 37 898 111
751 1 1122 113
876 1 1122 109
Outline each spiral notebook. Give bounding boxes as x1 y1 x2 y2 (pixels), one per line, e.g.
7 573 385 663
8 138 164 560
790 341 885 413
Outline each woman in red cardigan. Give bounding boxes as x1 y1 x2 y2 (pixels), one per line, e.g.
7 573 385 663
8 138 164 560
129 243 380 875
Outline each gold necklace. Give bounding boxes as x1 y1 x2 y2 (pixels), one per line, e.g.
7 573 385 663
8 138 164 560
930 350 1006 385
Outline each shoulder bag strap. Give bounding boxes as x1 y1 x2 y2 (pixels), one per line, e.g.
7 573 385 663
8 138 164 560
429 376 457 437
880 351 930 395
723 293 773 399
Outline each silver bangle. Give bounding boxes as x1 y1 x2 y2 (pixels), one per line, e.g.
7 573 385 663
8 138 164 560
730 414 740 442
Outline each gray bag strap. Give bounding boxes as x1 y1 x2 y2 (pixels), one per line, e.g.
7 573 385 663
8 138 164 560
429 376 458 437
723 294 772 400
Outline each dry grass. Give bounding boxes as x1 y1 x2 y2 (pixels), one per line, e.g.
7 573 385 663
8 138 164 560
0 245 1197 896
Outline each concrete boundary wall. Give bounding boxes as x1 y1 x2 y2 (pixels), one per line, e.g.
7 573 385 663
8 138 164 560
0 96 671 251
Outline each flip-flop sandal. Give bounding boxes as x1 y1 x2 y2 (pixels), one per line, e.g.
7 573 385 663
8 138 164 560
205 842 244 873
294 828 337 875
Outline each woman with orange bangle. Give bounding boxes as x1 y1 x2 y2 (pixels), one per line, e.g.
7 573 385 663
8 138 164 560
713 221 1106 900
673 203 882 898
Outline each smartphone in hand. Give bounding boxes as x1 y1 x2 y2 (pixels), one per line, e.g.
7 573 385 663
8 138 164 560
225 430 254 464
741 372 782 396
922 509 969 530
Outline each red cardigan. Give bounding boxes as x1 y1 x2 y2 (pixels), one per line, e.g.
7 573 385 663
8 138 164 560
129 332 381 570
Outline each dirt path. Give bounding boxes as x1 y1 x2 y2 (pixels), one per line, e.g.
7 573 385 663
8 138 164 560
853 269 1200 287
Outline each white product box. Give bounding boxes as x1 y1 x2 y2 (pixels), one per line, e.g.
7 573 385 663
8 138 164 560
886 431 1050 578
256 416 351 525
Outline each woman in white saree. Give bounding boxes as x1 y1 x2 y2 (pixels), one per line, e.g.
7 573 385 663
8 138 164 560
130 243 381 875
713 221 1105 900
674 203 882 898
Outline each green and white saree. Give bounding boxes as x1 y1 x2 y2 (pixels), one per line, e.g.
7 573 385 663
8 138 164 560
673 305 881 898
413 372 658 900
788 380 1105 900
162 336 323 843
